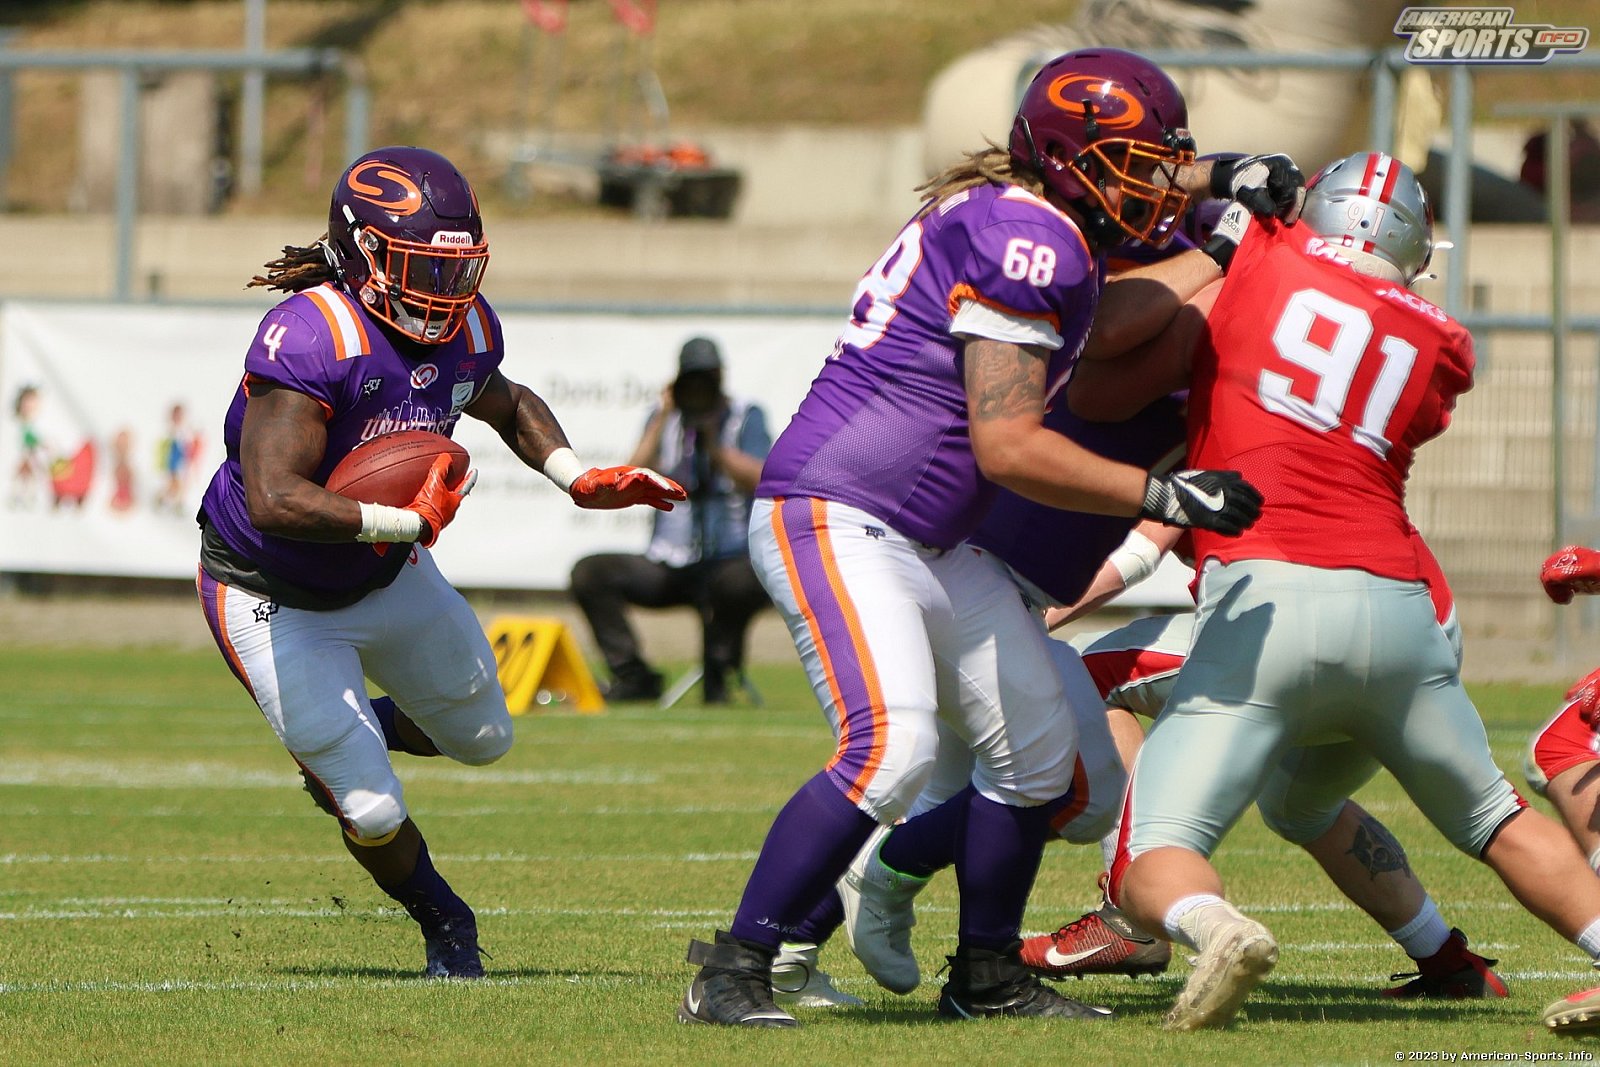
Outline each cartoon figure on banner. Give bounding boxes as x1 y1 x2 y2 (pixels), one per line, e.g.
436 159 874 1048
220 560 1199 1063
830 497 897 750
156 402 203 513
9 384 49 508
110 428 136 513
9 383 95 510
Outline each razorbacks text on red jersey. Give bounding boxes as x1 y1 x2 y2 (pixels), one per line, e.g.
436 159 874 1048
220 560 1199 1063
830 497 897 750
1185 219 1474 579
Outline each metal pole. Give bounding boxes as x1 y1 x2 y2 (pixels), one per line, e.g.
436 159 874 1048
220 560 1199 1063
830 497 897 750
1444 64 1472 317
0 29 15 210
1551 113 1571 555
114 68 141 301
1369 55 1396 155
342 56 369 165
240 0 265 196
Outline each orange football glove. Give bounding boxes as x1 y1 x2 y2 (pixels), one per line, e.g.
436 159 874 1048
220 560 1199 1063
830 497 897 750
1565 666 1600 726
405 454 477 547
569 465 686 512
1541 545 1600 605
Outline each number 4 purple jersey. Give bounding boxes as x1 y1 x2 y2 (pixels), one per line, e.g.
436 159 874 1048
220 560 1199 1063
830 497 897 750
198 283 504 597
757 183 1101 550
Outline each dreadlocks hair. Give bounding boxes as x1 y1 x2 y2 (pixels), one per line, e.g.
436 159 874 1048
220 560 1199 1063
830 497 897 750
917 143 1047 212
248 234 338 293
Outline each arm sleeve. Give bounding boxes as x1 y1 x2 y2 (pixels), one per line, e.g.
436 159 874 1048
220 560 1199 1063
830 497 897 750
242 306 345 418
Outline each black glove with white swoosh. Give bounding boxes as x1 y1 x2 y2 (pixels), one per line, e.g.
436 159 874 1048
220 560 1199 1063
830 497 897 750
1139 469 1263 536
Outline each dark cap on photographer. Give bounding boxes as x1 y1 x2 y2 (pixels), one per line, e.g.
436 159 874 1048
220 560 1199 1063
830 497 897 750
677 336 723 376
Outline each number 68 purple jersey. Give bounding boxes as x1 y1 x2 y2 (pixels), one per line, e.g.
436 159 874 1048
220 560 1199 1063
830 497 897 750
757 183 1101 550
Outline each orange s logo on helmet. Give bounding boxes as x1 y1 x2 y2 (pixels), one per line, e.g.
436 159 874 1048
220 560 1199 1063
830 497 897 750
346 160 424 215
1046 74 1147 131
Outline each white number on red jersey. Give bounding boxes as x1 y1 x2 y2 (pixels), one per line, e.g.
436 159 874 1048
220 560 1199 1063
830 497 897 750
1259 288 1420 458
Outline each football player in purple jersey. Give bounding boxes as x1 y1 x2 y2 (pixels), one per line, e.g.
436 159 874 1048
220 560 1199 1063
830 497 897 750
194 146 684 979
678 48 1306 1027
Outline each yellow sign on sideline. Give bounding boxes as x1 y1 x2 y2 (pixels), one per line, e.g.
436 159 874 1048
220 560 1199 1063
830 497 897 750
486 617 605 715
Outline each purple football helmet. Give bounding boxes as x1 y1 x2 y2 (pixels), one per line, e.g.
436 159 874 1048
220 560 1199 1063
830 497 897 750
1009 48 1195 247
326 146 490 344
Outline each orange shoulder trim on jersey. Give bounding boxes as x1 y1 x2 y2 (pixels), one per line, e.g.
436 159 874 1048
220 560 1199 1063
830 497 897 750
301 285 372 361
461 298 493 355
242 372 334 421
947 282 1064 335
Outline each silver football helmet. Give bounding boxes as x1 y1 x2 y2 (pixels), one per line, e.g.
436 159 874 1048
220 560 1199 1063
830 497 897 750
1300 152 1433 285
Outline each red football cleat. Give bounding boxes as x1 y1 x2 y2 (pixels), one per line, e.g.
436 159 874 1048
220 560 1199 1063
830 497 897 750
1383 928 1508 999
1021 903 1171 979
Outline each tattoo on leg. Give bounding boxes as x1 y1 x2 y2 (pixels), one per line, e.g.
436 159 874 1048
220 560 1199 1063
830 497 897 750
1346 816 1412 879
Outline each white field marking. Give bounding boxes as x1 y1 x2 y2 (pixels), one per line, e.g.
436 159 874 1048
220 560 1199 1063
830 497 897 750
0 902 733 922
0 974 648 995
0 849 761 866
0 803 763 819
0 757 660 790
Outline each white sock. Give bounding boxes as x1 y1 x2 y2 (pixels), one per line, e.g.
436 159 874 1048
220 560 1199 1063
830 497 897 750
1588 844 1600 875
1163 893 1226 951
1386 896 1450 960
1576 916 1600 961
1099 829 1120 871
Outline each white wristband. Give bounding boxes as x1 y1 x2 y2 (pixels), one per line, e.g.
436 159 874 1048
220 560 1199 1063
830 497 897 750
541 447 585 493
1108 529 1163 587
356 501 424 543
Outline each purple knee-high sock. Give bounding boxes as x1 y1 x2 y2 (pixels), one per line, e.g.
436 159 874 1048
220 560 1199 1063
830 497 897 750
793 889 844 946
728 771 877 949
369 697 435 757
954 792 1054 952
376 838 470 926
877 783 975 878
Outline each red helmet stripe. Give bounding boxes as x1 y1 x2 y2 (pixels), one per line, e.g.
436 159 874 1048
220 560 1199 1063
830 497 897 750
1358 152 1381 197
1376 153 1402 204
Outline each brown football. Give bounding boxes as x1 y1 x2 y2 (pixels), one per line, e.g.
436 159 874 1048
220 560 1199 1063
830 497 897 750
324 430 470 507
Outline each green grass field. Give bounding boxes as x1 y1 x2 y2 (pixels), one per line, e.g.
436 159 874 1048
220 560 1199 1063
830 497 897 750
3 646 1599 1066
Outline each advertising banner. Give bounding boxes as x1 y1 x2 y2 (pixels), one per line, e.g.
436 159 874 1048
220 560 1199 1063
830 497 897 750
0 300 1193 605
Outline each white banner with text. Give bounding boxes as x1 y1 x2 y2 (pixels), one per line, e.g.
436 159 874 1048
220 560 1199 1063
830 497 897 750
0 300 1192 605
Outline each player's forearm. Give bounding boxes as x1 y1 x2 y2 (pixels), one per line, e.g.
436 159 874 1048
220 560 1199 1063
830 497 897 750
503 381 574 472
1082 250 1220 361
974 422 1146 517
244 470 364 541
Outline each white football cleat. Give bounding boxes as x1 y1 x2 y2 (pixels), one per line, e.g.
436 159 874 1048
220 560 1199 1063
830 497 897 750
1164 901 1277 1031
771 942 865 1009
839 825 929 994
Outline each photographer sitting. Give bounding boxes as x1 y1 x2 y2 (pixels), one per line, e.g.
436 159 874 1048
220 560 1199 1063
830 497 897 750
570 337 773 704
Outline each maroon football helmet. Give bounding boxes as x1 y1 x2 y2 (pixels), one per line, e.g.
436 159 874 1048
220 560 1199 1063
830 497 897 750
326 146 490 344
1009 48 1196 247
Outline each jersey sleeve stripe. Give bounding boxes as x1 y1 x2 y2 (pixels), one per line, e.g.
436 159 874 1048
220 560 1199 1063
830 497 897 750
946 282 1064 334
464 300 490 354
304 285 371 361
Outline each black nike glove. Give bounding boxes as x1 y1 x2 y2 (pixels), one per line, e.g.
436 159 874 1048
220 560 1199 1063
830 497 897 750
1210 153 1306 224
1139 469 1263 536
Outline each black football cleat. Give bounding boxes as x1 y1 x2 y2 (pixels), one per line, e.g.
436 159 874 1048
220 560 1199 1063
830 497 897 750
937 941 1114 1021
678 931 798 1028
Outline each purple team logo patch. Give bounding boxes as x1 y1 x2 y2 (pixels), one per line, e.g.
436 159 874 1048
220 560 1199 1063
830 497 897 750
410 363 439 389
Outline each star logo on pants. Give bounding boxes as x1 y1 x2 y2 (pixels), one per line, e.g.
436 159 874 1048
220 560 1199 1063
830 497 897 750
252 600 279 623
